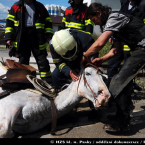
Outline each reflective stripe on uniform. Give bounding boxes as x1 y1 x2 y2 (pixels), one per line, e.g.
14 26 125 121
59 63 66 71
6 14 15 22
77 29 92 35
35 23 45 29
39 43 47 50
85 19 94 26
40 71 51 77
5 27 14 33
13 42 17 48
46 17 52 22
64 21 85 29
45 28 53 33
14 20 19 27
62 17 66 23
53 58 61 63
143 18 145 24
123 45 130 51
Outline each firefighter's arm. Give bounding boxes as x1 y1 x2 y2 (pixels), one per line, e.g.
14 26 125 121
50 44 71 77
92 40 121 65
92 48 118 65
42 5 53 41
5 5 15 43
81 31 113 66
85 19 94 35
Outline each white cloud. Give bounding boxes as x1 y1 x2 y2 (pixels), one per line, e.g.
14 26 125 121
0 3 10 19
0 3 10 13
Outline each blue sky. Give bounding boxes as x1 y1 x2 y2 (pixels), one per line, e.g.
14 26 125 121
0 0 69 8
0 0 69 19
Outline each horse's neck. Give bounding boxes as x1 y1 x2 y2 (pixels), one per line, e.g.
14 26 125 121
55 82 81 112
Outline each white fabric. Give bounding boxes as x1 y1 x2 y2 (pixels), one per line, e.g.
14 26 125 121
24 3 35 27
104 12 130 32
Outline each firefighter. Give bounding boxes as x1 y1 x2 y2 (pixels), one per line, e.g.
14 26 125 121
49 29 95 92
81 2 145 133
107 0 145 90
62 0 94 35
5 0 53 83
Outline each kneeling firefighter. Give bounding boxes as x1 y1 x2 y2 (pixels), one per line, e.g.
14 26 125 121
49 29 95 92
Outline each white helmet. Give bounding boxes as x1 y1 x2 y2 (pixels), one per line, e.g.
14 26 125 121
52 30 77 60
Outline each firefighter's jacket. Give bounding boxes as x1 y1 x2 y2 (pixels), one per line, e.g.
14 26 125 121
120 0 145 23
62 4 94 35
5 0 53 51
50 30 95 77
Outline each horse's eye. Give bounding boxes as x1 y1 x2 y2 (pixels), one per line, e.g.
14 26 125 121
86 72 91 76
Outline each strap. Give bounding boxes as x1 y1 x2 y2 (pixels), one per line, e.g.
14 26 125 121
26 75 58 134
0 90 10 99
0 74 6 80
50 98 57 135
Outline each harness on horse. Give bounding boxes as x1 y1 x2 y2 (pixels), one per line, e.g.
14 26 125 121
26 75 57 135
77 63 104 108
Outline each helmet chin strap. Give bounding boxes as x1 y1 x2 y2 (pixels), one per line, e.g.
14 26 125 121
61 43 78 60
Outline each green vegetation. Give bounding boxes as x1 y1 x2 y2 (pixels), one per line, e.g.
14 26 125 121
99 41 111 57
135 78 145 89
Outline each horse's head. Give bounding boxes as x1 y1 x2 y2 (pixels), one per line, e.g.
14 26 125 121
77 65 111 109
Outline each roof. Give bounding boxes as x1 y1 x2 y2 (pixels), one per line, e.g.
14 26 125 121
50 15 63 24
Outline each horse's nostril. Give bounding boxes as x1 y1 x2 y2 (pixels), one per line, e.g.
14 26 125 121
98 90 103 95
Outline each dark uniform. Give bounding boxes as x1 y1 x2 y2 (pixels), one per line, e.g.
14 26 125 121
107 0 145 85
50 30 94 89
62 1 94 35
104 12 145 130
5 0 53 79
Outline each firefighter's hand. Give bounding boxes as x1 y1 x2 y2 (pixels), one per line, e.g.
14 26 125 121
6 40 12 46
70 70 79 82
92 57 103 66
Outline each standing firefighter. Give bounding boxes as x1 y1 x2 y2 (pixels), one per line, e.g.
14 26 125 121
5 0 53 83
62 0 94 35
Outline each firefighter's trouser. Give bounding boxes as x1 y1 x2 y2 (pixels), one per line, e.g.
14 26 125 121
18 27 51 76
52 67 71 89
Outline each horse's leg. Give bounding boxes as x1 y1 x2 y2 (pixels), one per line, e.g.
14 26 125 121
0 105 21 138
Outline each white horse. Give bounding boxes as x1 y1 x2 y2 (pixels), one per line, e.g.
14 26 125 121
0 64 110 138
